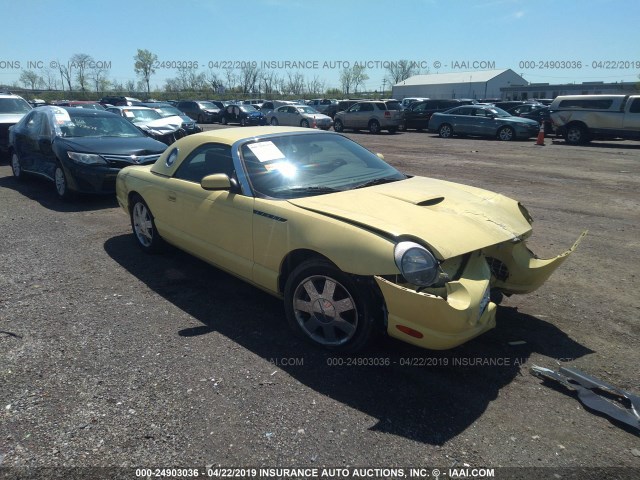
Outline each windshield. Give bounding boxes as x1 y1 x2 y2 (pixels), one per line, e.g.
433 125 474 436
0 97 32 114
488 107 512 117
240 133 405 198
240 105 258 112
198 101 218 110
156 106 184 117
124 109 162 122
297 106 319 114
58 112 145 138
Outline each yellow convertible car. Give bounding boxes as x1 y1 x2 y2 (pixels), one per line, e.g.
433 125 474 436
116 127 583 352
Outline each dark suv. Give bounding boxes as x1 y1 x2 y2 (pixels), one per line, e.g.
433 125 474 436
176 100 221 123
403 99 474 131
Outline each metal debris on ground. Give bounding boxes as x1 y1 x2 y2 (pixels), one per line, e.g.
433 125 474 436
531 365 640 433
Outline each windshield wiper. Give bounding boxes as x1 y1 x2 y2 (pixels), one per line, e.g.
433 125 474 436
353 177 401 189
287 185 341 194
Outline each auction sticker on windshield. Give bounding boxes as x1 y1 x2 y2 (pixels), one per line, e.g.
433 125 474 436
247 141 286 162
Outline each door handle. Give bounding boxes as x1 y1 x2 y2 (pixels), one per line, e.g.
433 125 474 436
168 191 177 202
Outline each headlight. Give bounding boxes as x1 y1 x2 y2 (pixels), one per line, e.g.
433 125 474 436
67 152 107 165
394 241 439 286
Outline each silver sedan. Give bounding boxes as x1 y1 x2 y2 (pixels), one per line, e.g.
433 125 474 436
267 105 333 130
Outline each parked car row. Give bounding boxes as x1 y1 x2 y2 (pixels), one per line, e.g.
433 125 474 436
6 91 638 208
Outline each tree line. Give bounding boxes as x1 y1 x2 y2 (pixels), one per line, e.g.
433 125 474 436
13 49 424 98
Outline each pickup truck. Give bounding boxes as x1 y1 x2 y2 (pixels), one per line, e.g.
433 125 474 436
549 94 640 144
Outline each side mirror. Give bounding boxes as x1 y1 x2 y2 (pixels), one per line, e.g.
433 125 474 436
201 173 232 191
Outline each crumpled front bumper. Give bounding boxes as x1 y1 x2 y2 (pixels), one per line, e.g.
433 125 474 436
375 232 586 350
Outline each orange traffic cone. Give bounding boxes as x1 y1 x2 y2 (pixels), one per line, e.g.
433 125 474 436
312 116 317 129
535 121 545 146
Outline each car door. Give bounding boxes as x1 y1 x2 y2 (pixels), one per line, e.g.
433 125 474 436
623 98 640 132
407 102 428 129
15 111 44 173
450 107 474 134
276 106 292 126
470 107 494 135
358 102 375 128
164 143 254 279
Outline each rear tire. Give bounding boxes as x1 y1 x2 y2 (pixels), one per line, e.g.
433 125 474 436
270 117 279 126
368 120 380 134
438 123 453 138
221 116 228 125
565 124 589 145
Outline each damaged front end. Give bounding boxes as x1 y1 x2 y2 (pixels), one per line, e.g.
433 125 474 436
374 231 586 350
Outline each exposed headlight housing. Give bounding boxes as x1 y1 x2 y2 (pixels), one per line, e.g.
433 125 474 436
394 241 439 287
67 152 107 165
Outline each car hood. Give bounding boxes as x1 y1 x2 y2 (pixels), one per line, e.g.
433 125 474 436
287 176 532 259
56 136 167 155
0 113 28 125
499 116 539 126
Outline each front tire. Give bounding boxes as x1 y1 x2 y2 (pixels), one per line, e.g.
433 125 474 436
270 117 279 126
240 117 247 126
54 164 74 200
497 125 515 141
130 195 163 253
333 119 344 132
221 116 228 125
11 152 24 181
284 259 375 352
438 123 453 138
300 119 309 128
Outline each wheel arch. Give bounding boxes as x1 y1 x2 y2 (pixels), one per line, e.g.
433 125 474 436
278 249 334 295
279 248 387 332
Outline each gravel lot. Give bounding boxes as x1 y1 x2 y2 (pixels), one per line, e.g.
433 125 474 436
1 127 639 479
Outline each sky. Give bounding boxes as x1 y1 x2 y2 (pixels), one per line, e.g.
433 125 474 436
2 0 639 93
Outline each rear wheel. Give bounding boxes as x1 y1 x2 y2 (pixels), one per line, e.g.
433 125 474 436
565 124 589 145
368 120 380 134
240 117 247 126
333 119 344 132
284 259 375 352
130 195 163 253
270 117 279 126
497 125 515 141
438 123 453 138
300 119 309 128
197 114 203 123
221 116 228 125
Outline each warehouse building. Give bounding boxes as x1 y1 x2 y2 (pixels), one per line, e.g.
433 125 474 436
391 69 527 100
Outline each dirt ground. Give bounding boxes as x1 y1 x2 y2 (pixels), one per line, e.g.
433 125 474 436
1 126 639 479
